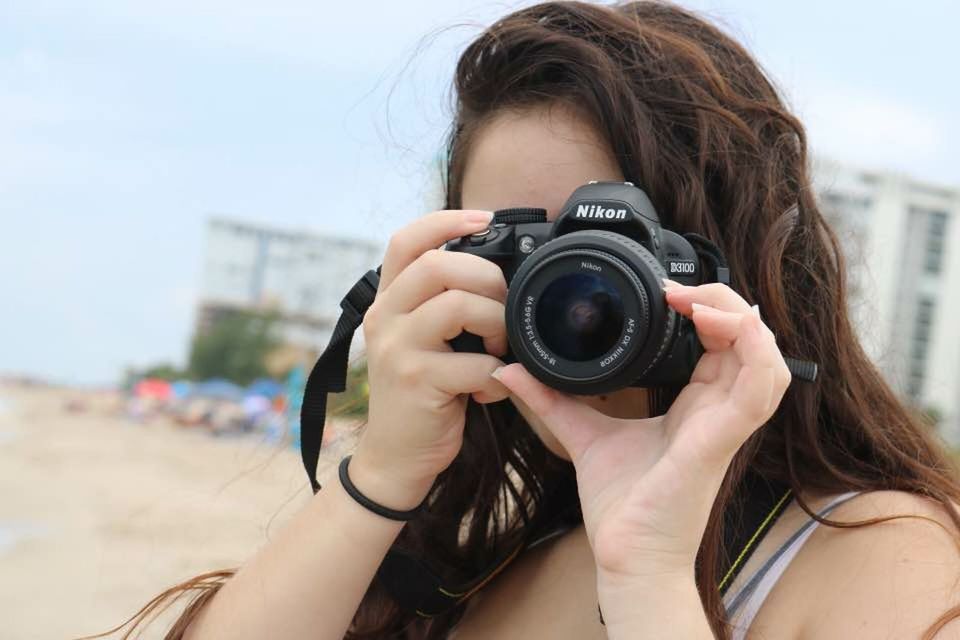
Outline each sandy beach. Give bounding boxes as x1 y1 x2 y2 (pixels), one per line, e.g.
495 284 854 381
0 382 357 640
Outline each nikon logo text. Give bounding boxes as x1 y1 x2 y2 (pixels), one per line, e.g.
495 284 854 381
575 204 627 220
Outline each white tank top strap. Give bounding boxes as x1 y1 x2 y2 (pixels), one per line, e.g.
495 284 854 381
722 490 862 640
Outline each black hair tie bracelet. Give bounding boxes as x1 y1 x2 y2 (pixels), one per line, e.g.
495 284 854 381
338 455 428 521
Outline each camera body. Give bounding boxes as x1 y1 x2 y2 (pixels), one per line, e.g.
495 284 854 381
445 181 710 395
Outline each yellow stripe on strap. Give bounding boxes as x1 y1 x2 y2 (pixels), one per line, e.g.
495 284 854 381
717 489 792 592
415 541 527 617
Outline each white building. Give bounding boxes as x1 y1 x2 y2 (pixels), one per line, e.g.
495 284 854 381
813 158 960 444
198 217 381 356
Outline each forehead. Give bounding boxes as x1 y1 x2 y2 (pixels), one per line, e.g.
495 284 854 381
459 104 624 221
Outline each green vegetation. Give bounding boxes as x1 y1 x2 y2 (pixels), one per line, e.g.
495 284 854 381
920 405 943 430
140 362 182 381
123 309 284 387
187 309 283 385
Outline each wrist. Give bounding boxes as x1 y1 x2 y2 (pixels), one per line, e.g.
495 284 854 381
348 447 437 512
598 571 709 638
597 564 696 593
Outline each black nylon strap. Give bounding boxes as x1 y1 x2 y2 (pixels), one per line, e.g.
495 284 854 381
300 267 380 493
684 231 730 285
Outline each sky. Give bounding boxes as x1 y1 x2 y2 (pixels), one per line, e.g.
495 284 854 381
1 1 958 386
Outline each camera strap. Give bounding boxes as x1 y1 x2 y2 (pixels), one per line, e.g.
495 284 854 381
684 232 730 284
299 266 380 493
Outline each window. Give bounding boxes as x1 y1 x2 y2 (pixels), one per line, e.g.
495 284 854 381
907 296 935 399
923 210 949 275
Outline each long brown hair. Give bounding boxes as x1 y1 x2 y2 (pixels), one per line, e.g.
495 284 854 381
84 2 960 639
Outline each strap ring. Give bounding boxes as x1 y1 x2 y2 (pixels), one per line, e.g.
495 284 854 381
338 455 427 521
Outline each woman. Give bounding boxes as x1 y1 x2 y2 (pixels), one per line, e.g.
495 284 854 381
91 2 960 639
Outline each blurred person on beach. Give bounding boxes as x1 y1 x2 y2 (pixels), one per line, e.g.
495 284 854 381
81 2 960 639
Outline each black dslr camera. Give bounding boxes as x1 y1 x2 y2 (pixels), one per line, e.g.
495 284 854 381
446 181 720 395
299 181 815 494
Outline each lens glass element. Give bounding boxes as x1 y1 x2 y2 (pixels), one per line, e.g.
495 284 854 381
535 272 624 361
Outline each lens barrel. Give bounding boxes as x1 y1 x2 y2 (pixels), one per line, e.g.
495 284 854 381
505 230 675 394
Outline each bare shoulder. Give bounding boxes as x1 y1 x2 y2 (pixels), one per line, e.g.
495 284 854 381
795 489 960 639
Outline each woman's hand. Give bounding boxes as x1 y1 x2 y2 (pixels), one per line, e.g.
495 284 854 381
351 210 512 511
490 281 792 628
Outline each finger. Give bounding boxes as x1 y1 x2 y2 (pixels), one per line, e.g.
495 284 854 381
472 386 511 404
664 281 752 316
378 249 507 315
418 351 509 401
672 318 782 465
731 313 793 404
688 351 740 391
676 362 776 470
667 353 739 431
689 351 723 384
689 303 741 351
491 363 610 461
718 313 790 432
732 313 782 370
379 210 494 290
406 289 507 356
712 363 777 454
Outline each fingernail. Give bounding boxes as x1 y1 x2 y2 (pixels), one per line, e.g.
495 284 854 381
490 366 504 381
750 304 761 319
747 313 765 337
464 210 494 224
662 278 684 290
691 302 714 314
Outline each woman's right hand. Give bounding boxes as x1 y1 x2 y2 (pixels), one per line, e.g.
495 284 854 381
348 210 511 511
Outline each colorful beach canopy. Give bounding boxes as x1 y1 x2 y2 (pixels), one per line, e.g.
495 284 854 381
133 378 172 400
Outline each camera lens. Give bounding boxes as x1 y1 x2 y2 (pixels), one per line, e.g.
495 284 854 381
504 229 678 395
536 273 624 361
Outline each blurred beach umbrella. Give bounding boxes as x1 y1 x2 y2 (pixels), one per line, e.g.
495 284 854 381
133 378 172 400
246 377 283 399
170 380 194 399
242 394 272 418
192 378 244 401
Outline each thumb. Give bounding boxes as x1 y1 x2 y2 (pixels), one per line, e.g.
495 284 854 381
491 363 607 461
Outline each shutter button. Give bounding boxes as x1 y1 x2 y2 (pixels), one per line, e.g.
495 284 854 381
469 228 497 245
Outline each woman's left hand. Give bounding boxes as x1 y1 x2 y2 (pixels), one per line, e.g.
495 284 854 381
491 281 792 620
